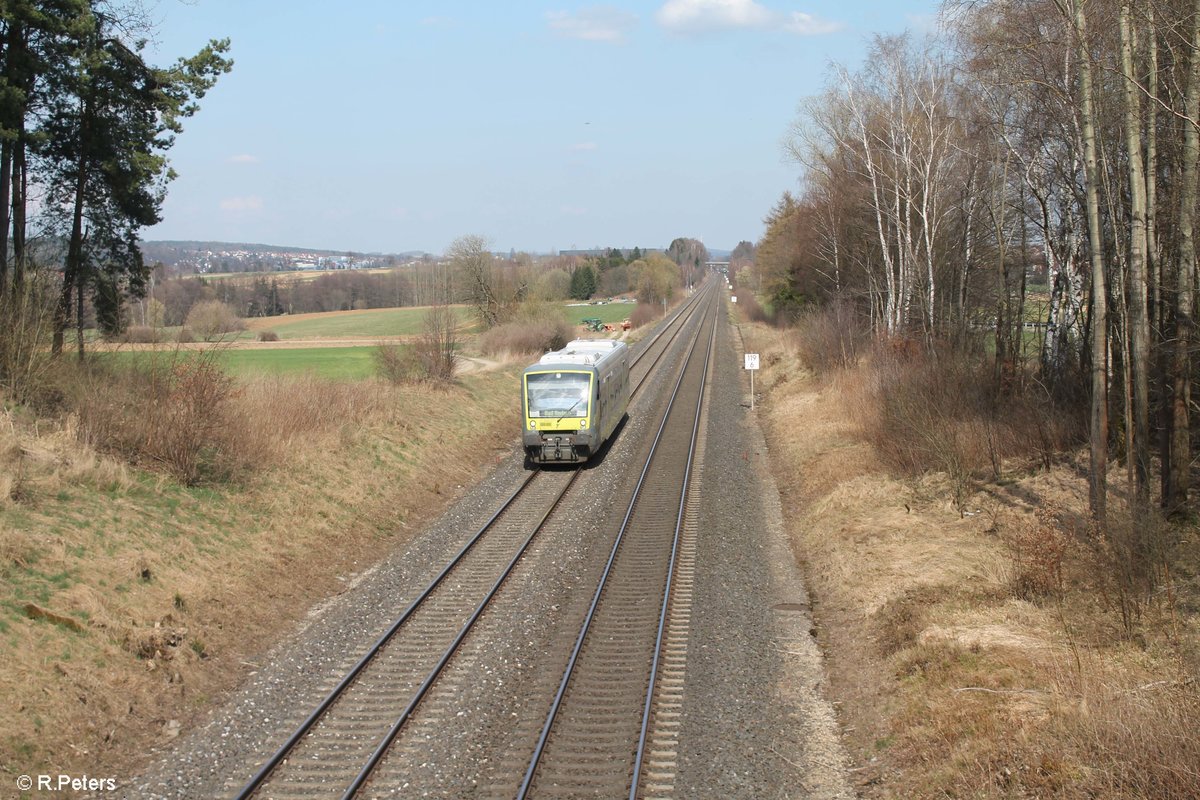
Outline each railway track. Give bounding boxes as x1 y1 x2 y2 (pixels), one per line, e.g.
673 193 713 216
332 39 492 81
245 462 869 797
231 280 720 799
518 287 717 799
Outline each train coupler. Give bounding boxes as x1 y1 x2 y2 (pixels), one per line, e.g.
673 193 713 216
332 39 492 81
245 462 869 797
536 438 579 463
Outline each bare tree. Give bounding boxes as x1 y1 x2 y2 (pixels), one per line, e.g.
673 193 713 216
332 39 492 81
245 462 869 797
1166 0 1200 514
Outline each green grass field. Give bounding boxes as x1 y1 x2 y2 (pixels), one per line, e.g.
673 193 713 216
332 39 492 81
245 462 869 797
562 302 637 326
215 347 378 379
102 346 380 381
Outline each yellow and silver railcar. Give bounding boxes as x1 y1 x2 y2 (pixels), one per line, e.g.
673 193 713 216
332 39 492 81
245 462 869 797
522 339 630 465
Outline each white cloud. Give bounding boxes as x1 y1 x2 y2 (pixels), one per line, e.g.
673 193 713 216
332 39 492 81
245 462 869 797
783 11 842 35
657 0 771 31
560 205 588 216
547 7 638 43
571 141 598 151
228 154 259 164
656 0 840 36
219 195 264 212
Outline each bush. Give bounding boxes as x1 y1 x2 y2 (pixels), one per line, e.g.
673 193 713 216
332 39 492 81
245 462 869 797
854 344 1080 510
479 319 572 357
735 291 769 324
478 301 572 357
123 325 162 344
1003 506 1070 602
0 283 57 403
71 350 237 486
184 300 245 342
256 330 279 342
176 327 195 343
793 301 867 375
416 303 458 382
374 343 422 384
372 304 459 384
629 302 658 329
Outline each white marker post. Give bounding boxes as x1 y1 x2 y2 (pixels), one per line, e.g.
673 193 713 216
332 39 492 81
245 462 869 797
744 352 759 410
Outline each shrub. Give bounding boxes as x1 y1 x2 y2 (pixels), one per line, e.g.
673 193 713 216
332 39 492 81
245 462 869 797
735 291 769 324
374 343 421 384
416 303 458 382
123 325 162 344
1003 506 1070 601
479 319 572 357
853 344 1083 510
629 302 658 329
0 282 57 403
184 301 245 342
176 327 195 343
793 301 868 375
478 301 572 358
256 330 279 342
372 304 460 384
71 350 238 486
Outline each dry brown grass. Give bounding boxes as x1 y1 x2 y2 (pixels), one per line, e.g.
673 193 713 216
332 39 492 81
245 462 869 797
478 319 571 358
742 317 1200 799
0 365 519 780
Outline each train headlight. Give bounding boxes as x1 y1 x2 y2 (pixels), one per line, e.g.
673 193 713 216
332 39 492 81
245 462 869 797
580 420 588 428
529 420 536 429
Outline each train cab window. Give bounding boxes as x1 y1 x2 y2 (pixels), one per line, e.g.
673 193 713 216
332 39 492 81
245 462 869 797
526 372 591 417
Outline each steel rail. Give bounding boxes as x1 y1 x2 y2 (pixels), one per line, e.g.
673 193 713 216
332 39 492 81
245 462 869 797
629 278 711 377
516 290 717 799
629 296 718 799
233 469 542 799
340 467 583 798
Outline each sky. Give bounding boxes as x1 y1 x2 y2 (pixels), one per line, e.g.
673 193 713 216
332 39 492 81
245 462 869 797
144 0 942 255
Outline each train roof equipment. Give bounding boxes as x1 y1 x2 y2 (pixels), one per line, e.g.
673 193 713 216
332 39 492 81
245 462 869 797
534 339 626 368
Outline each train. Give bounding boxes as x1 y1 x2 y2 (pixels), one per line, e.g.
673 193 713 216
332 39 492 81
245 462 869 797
522 339 630 465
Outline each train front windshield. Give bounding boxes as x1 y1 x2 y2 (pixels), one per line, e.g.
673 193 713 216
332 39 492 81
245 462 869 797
526 372 591 418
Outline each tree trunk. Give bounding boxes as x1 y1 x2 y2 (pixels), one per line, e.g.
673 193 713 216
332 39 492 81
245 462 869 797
1120 2 1151 506
53 104 89 357
1072 0 1109 522
11 134 26 293
1166 0 1200 515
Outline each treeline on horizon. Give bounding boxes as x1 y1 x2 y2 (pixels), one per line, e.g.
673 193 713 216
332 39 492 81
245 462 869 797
752 0 1200 520
137 239 723 326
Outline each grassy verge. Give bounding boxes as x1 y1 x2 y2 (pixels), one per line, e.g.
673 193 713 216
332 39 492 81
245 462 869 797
741 320 1200 799
0 367 520 780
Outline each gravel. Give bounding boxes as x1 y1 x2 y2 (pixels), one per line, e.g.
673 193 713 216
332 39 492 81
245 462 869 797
673 310 853 799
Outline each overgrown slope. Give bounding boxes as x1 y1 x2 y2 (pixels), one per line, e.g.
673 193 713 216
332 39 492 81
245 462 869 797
0 367 519 779
744 321 1200 799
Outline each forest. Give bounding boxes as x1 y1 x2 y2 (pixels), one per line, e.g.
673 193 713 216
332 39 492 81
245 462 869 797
754 0 1200 523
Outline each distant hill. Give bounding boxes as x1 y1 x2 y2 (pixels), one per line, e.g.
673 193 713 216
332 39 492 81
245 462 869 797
142 240 430 264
